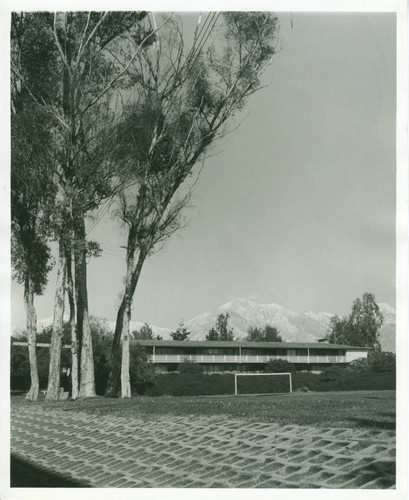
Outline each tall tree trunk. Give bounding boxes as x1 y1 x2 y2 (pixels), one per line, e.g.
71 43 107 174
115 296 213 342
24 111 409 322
105 298 126 397
121 300 131 398
24 276 39 402
120 239 136 398
106 247 146 398
66 245 79 400
75 215 96 398
45 244 67 401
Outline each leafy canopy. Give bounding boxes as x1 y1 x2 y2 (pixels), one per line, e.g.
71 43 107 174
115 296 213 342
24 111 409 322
133 322 162 340
327 293 384 349
205 312 235 341
170 322 191 341
246 325 283 342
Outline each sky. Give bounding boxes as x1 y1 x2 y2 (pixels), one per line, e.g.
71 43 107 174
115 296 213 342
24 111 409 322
10 12 397 331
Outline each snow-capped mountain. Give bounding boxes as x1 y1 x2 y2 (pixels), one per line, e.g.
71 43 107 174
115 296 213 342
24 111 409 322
33 298 396 351
185 298 333 342
184 298 396 351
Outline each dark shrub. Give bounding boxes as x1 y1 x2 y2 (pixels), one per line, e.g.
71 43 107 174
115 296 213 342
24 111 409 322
10 340 30 390
147 372 234 397
237 373 291 394
129 344 156 395
264 359 295 373
145 383 164 397
177 361 204 374
143 369 395 397
348 358 370 373
11 317 113 395
369 351 396 372
319 365 348 382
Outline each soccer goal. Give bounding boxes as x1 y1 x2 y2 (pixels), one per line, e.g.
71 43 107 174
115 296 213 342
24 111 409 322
234 372 292 396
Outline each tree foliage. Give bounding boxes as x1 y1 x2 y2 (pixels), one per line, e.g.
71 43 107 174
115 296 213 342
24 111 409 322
129 344 156 393
132 322 162 340
206 328 219 341
264 359 295 373
107 12 278 395
205 312 235 341
369 350 396 372
348 350 396 373
327 293 384 349
10 14 59 401
10 99 55 296
133 323 154 340
246 325 283 342
170 322 191 341
11 11 154 399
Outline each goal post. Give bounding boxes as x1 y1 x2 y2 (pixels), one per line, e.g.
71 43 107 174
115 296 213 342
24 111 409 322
234 372 292 396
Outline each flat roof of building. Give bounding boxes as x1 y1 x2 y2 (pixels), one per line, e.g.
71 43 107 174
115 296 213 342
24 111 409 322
131 339 370 351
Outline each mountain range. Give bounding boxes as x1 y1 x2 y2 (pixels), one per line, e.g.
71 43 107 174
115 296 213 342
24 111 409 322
183 299 396 352
35 298 396 352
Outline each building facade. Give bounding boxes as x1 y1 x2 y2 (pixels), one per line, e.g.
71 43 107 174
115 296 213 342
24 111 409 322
132 340 369 373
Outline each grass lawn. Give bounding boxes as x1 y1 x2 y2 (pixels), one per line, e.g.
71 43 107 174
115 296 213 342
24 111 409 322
11 389 395 430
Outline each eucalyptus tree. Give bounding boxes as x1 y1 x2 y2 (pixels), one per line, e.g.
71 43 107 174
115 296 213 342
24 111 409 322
11 102 55 402
106 12 279 397
11 16 58 401
11 11 156 399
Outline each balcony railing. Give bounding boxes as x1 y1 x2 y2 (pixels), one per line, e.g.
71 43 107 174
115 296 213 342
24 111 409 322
151 354 347 364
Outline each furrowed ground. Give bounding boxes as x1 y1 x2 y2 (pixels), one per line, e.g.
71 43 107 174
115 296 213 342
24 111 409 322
10 390 396 488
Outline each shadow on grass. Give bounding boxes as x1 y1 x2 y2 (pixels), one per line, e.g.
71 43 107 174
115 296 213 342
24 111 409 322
11 454 91 488
348 417 396 431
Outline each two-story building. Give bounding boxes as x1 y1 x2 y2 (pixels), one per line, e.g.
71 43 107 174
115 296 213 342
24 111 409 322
131 339 369 373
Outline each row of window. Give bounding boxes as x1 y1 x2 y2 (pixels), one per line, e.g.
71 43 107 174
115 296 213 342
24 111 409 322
150 347 346 356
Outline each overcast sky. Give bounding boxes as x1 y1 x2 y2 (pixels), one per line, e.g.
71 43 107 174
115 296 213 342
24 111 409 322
10 12 396 330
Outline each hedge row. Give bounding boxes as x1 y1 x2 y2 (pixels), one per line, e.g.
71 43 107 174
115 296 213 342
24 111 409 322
142 370 396 397
145 372 235 396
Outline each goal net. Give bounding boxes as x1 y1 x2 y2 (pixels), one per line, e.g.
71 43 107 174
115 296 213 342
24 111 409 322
234 372 293 395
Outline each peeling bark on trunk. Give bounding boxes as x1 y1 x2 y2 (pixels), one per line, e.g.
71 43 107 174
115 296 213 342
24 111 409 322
66 246 79 400
121 300 131 398
45 245 67 401
75 215 96 398
120 239 136 398
106 246 146 398
24 276 39 402
79 307 95 398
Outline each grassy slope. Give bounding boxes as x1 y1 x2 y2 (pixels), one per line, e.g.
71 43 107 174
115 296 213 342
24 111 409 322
11 390 396 430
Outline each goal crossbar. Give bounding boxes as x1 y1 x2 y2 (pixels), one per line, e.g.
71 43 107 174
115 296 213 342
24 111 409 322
234 372 292 395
